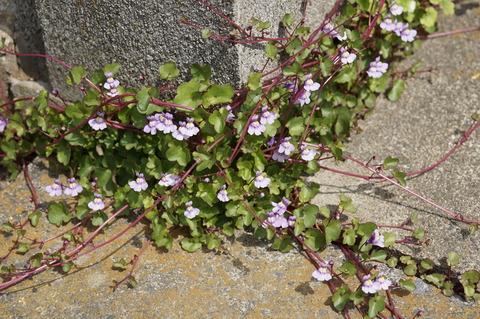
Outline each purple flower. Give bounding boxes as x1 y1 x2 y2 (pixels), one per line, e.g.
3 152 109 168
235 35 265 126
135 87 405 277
0 116 9 132
156 112 177 134
367 57 389 78
172 121 189 140
374 273 392 290
312 263 332 281
295 90 311 106
271 197 290 214
128 173 148 192
144 115 160 135
304 74 320 92
184 201 200 219
63 178 83 196
272 213 289 228
158 173 181 187
217 185 229 202
226 105 236 121
277 137 295 155
366 229 385 247
393 21 408 36
104 73 120 97
179 117 199 137
267 137 276 147
272 150 290 162
340 47 356 65
260 106 278 125
88 193 105 211
45 179 63 196
400 28 417 42
322 19 337 36
88 112 107 131
389 1 404 16
254 171 271 188
335 31 347 41
380 16 396 31
247 115 266 136
300 145 317 161
288 215 296 227
362 275 379 294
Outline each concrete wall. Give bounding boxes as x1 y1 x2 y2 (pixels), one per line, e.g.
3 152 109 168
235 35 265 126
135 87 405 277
1 0 336 100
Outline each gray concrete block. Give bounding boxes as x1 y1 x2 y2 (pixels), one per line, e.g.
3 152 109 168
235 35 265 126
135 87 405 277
32 0 335 100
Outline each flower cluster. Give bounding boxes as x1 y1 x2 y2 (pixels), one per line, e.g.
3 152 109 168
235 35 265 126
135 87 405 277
143 112 199 141
295 74 321 106
104 73 120 97
0 116 9 132
312 263 332 281
272 137 295 162
322 19 347 41
367 57 389 78
45 178 83 197
380 14 417 43
361 273 392 294
158 173 181 187
263 197 295 229
88 112 107 131
247 106 278 136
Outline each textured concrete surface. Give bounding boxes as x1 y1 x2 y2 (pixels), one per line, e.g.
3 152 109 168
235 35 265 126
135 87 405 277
1 2 480 319
32 0 335 100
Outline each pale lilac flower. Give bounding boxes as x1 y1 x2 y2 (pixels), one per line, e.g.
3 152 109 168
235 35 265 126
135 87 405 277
158 173 181 187
295 90 311 106
374 273 392 290
247 115 266 136
304 74 320 92
179 117 199 137
393 21 408 36
144 115 160 135
63 178 83 196
225 105 236 121
288 215 296 227
380 16 396 31
272 150 289 162
0 116 9 132
271 197 290 214
260 106 278 125
172 122 189 141
88 193 105 211
217 185 229 202
366 229 385 247
272 213 289 228
184 201 200 219
362 275 379 294
104 73 120 97
88 112 107 130
335 31 347 41
45 179 63 196
267 137 276 147
277 137 295 155
254 171 271 188
400 28 417 42
322 19 338 37
367 57 389 78
128 173 148 192
340 47 357 65
156 112 177 134
300 145 317 161
389 1 404 15
312 263 332 281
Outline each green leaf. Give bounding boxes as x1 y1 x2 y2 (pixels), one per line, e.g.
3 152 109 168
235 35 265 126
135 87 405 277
190 64 211 81
440 0 454 14
286 117 305 136
203 84 234 107
334 107 351 137
159 62 180 80
339 194 356 213
271 236 294 252
304 229 326 251
28 211 42 227
201 28 212 39
91 211 108 226
113 258 128 270
420 258 434 270
425 273 445 288
208 110 226 133
299 183 320 203
382 156 399 170
324 220 342 245
383 232 395 247
247 72 262 90
368 295 385 318
393 169 407 186
420 7 438 28
181 238 202 252
104 63 120 75
48 202 72 227
62 261 73 273
338 261 356 277
399 279 416 292
342 229 356 246
174 80 203 108
447 251 460 267
282 13 294 28
135 87 151 114
369 250 387 262
303 205 318 228
57 141 71 166
166 145 191 166
388 79 405 101
17 242 29 253
282 62 302 76
264 44 279 61
30 253 43 268
65 101 89 119
66 65 87 85
404 264 418 276
332 285 350 310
